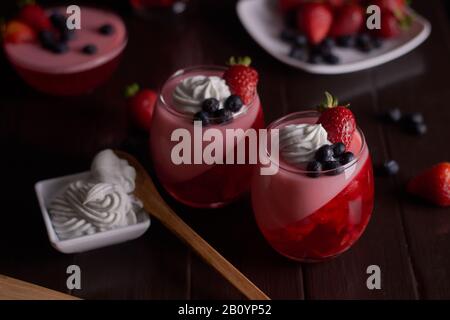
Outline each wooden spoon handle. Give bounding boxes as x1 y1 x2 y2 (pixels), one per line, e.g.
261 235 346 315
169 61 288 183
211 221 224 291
152 201 270 300
0 274 80 300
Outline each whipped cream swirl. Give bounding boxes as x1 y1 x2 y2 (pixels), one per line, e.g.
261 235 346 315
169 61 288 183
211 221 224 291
49 150 143 240
172 76 231 114
280 124 331 165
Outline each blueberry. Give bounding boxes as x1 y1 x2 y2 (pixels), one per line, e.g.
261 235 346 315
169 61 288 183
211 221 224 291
332 142 346 157
336 35 356 48
371 36 383 49
356 34 373 52
215 108 233 124
409 123 428 136
224 95 243 113
306 161 322 178
82 44 97 55
61 30 76 42
280 29 297 42
202 98 220 114
99 24 115 35
323 37 335 48
385 108 402 123
294 34 308 47
340 152 355 165
309 53 323 64
50 42 69 54
289 45 308 61
315 145 334 162
403 112 424 125
380 160 400 176
314 41 332 56
38 30 56 47
50 12 67 30
193 111 210 126
323 160 344 176
323 53 340 65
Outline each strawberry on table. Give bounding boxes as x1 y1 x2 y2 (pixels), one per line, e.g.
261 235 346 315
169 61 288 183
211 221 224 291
18 0 51 31
329 3 364 37
223 56 259 105
296 2 333 45
125 83 158 132
317 92 356 149
3 20 36 43
407 163 450 207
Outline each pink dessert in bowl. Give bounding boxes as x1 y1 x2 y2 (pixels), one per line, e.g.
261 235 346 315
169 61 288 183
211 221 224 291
3 5 127 95
252 95 374 262
149 59 265 208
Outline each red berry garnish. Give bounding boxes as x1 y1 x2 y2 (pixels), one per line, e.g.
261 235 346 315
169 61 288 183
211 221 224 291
125 83 158 132
223 56 259 105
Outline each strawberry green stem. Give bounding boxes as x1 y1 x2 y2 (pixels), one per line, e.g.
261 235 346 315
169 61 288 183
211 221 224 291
317 92 349 112
125 83 140 98
227 56 252 67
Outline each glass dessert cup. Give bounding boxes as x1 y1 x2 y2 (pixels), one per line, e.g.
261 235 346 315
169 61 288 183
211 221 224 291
3 7 127 96
149 66 265 208
251 111 374 262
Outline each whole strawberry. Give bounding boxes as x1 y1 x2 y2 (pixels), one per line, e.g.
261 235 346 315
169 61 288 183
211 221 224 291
18 1 51 31
296 2 333 45
317 92 356 149
223 56 259 105
329 3 364 37
407 162 450 207
125 83 158 132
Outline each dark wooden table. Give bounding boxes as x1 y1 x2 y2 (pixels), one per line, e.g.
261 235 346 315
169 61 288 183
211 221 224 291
1 0 449 300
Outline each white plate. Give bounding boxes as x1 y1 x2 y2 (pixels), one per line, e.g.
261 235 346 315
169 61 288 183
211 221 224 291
237 0 431 74
35 172 151 254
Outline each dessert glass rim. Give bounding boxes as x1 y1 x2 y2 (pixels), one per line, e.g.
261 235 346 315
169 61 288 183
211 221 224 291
265 110 367 175
158 65 258 122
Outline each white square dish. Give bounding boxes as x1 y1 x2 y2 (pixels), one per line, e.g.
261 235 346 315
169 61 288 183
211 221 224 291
237 0 431 74
35 172 151 254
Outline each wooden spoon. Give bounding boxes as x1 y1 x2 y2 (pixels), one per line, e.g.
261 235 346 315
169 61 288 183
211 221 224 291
115 151 270 300
0 274 80 300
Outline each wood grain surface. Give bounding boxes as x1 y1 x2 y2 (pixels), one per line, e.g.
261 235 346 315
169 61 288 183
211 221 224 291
0 0 449 300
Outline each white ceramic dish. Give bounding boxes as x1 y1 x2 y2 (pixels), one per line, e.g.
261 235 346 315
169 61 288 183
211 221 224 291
237 0 431 74
35 172 151 254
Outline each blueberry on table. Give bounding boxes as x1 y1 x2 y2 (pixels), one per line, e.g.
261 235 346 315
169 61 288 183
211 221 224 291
385 108 402 123
323 53 340 65
409 123 428 136
307 161 322 178
336 35 356 48
202 98 220 114
332 142 346 157
215 109 233 124
224 95 243 113
193 111 210 126
380 160 400 176
340 152 355 165
289 45 308 61
323 160 344 176
99 24 115 35
315 145 334 162
403 112 424 125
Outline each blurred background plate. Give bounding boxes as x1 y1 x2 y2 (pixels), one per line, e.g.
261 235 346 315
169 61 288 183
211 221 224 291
237 0 431 74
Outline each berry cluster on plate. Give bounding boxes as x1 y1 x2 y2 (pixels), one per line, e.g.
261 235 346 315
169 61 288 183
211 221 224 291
194 56 259 126
309 92 357 177
278 0 412 64
2 0 115 55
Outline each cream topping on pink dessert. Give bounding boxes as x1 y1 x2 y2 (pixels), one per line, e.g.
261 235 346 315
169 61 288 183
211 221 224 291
279 124 330 165
172 75 231 114
4 7 127 74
